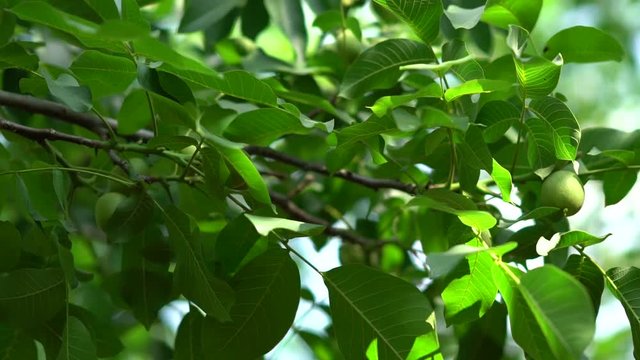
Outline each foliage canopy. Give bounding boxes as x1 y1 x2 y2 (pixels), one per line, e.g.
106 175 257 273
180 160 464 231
0 0 637 359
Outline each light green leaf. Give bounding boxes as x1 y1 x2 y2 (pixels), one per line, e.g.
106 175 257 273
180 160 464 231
426 242 517 278
340 39 436 99
543 26 624 63
525 117 556 170
160 205 234 322
10 1 121 51
147 135 198 151
408 190 496 230
244 214 325 238
491 159 512 202
556 231 611 249
457 211 497 231
57 317 97 360
265 0 308 62
43 72 93 113
444 79 511 102
442 250 497 324
444 5 485 30
202 249 300 359
70 51 136 98
0 268 66 326
370 83 441 118
420 107 466 130
219 70 278 107
495 265 595 360
132 37 219 80
179 0 243 33
476 100 520 143
528 96 581 160
482 0 543 31
324 265 433 360
606 267 640 358
515 55 563 98
442 39 485 81
373 0 443 44
224 108 310 146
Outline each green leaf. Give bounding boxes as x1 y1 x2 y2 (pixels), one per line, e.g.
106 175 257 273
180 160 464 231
0 10 16 47
81 0 119 20
201 249 300 359
43 72 93 113
528 96 581 161
494 265 595 360
476 100 520 143
174 310 205 360
442 39 485 81
224 108 310 145
132 37 219 80
564 255 604 314
369 83 441 118
456 302 507 360
0 326 37 359
0 42 38 71
219 70 278 107
606 267 640 359
482 0 543 31
458 126 493 172
324 265 433 360
245 214 325 238
56 316 97 360
265 0 308 62
525 117 556 170
10 1 121 51
408 190 497 231
420 107 466 130
215 215 262 274
543 26 624 63
556 231 611 249
147 135 198 151
69 51 136 98
117 268 173 329
179 0 242 33
206 136 271 206
442 251 497 325
340 39 436 99
373 0 443 44
161 205 234 322
515 55 563 98
0 221 21 272
117 90 151 135
104 191 155 239
426 241 517 278
490 159 512 202
0 268 66 326
602 169 637 206
444 79 511 102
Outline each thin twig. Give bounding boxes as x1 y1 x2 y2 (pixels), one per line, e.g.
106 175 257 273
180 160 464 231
246 145 420 194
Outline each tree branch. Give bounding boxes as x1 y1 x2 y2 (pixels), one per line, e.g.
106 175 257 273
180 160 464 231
270 191 384 248
0 90 425 195
0 90 153 141
246 145 421 194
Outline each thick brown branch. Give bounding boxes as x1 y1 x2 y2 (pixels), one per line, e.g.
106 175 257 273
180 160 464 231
246 145 420 194
270 191 382 247
0 90 153 141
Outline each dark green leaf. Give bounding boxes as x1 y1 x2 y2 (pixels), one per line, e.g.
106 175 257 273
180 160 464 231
179 0 242 33
215 215 261 274
602 169 637 206
56 316 97 360
0 268 66 326
606 267 640 359
0 43 38 71
224 108 310 146
564 255 604 314
476 100 520 143
0 326 37 359
0 221 21 272
324 265 433 360
373 0 443 43
161 205 234 321
201 249 300 359
117 90 151 135
340 39 436 99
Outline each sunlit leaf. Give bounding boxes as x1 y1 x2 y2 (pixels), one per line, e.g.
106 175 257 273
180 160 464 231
340 39 436 99
373 0 443 43
544 26 624 63
606 266 640 358
482 0 543 31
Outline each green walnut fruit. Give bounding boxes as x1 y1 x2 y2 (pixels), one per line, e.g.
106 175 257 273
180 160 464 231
540 170 585 216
